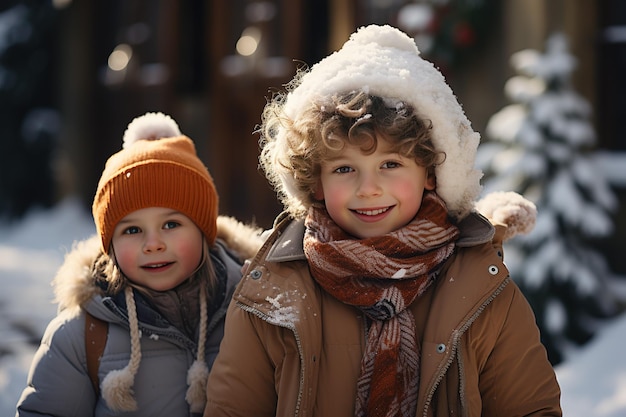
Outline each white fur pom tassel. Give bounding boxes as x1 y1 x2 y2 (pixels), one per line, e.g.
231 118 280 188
122 112 181 148
185 359 209 413
101 367 139 412
475 191 537 241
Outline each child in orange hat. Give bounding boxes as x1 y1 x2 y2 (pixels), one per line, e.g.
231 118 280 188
16 112 262 416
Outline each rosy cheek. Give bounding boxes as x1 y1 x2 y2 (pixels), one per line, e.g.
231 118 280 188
184 244 203 264
321 187 346 212
177 235 204 264
113 248 135 272
393 180 425 210
398 179 424 196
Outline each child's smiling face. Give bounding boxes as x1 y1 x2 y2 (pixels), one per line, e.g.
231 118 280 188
315 138 435 239
111 207 204 291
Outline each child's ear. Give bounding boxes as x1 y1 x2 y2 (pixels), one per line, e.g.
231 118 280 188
425 171 436 191
313 185 324 200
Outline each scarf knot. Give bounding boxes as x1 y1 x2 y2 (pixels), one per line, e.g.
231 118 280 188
303 192 459 417
362 296 399 321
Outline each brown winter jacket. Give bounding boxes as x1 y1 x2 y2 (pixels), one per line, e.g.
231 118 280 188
204 211 562 417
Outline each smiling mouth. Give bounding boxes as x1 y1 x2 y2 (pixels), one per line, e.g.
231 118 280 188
142 262 173 269
353 206 391 216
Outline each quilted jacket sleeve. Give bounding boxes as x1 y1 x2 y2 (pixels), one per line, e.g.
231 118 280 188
475 281 562 416
15 310 97 417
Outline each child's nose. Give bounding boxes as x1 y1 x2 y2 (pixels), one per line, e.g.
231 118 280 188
356 173 382 197
143 233 165 253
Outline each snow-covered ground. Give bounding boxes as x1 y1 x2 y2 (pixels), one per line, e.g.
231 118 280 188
1 197 625 416
0 197 95 415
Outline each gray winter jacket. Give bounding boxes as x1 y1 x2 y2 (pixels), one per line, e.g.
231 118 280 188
15 216 262 417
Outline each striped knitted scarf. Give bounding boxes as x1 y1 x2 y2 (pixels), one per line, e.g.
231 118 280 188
303 192 460 417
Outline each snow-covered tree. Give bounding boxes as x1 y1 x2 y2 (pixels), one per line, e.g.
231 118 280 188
477 33 626 365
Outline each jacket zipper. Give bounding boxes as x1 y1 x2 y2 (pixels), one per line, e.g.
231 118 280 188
236 301 306 417
421 277 510 417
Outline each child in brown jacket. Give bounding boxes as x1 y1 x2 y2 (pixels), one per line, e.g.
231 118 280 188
204 24 562 417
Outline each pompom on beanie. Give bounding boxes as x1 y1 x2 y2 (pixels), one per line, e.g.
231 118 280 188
92 112 218 252
272 24 483 220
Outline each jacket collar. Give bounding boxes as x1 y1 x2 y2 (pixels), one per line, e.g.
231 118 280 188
266 211 495 263
455 211 495 247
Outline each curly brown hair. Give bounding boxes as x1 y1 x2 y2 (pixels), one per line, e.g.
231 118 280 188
259 90 444 219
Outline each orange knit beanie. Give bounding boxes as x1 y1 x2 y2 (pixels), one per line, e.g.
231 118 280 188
92 112 218 252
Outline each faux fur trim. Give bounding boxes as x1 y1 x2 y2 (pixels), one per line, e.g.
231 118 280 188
474 191 537 241
216 216 264 260
52 235 103 312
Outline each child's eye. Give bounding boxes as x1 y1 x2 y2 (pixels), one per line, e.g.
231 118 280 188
334 166 353 174
382 161 401 169
164 221 180 230
123 226 141 235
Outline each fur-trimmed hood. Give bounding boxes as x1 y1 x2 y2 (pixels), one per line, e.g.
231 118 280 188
52 215 264 313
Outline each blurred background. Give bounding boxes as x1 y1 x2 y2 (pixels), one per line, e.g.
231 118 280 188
1 0 626 367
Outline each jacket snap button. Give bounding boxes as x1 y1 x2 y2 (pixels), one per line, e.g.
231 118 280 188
436 344 446 353
488 265 499 275
250 269 262 280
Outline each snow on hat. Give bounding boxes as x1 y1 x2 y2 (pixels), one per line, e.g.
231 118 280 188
277 24 483 220
92 112 219 252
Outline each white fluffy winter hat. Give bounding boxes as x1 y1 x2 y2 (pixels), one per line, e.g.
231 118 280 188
280 24 483 220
